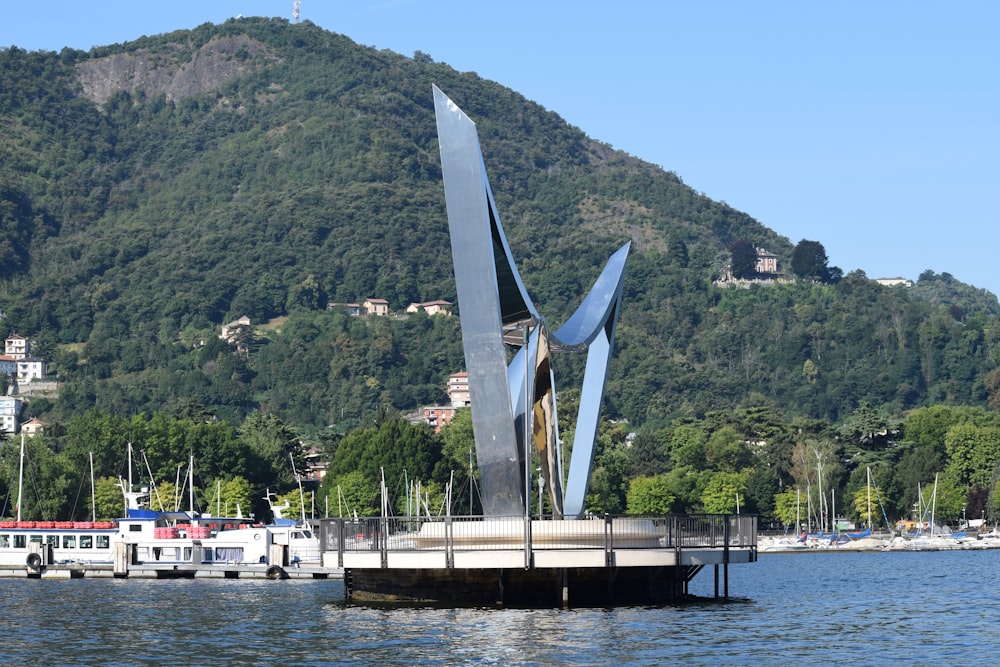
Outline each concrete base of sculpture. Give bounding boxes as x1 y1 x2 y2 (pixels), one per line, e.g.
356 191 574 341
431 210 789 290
320 515 755 606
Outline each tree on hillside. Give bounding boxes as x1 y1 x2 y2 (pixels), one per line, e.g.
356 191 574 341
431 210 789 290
327 418 442 496
728 240 757 279
239 412 303 491
791 240 831 282
840 402 896 452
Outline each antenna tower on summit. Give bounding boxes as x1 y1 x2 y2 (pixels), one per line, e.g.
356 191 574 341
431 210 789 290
293 1 301 22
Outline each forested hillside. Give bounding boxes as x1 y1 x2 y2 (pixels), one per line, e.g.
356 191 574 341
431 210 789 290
2 18 1000 525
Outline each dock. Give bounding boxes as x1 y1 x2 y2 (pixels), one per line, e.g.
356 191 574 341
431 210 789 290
2 560 340 580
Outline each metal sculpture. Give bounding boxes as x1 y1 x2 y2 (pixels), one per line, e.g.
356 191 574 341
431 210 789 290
433 86 629 519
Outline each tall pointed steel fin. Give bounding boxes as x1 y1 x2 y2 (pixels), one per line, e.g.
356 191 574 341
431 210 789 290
434 85 523 515
434 85 629 518
554 242 630 517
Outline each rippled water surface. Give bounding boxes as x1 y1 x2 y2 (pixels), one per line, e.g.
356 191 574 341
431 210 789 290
5 550 999 666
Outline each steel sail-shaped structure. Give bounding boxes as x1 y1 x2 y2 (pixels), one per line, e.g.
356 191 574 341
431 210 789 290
433 85 629 519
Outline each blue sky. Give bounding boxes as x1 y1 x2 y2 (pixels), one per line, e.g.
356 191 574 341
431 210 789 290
3 1 998 296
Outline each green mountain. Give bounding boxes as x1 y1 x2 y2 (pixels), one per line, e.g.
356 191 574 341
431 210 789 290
1 17 998 433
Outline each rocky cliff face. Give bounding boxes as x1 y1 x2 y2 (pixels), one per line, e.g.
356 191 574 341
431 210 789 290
75 35 276 107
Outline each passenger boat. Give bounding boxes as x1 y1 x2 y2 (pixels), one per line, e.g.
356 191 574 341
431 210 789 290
0 496 320 569
0 441 319 570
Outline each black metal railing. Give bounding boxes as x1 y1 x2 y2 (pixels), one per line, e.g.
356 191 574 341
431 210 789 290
319 514 756 566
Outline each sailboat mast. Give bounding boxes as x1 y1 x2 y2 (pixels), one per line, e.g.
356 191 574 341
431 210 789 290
17 433 25 522
90 451 97 522
174 464 182 511
815 452 825 533
806 482 812 532
796 487 801 533
866 467 873 531
930 473 939 536
403 469 410 520
188 454 194 514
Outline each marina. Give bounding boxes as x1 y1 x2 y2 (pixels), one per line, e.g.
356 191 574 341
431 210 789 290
759 528 1000 552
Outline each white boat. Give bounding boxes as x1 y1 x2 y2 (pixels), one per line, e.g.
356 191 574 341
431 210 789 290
0 497 319 569
0 442 319 570
758 535 812 552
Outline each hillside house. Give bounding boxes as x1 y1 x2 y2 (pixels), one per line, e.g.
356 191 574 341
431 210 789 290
406 300 453 317
20 417 45 437
876 277 913 287
448 371 470 407
4 334 28 360
363 298 390 317
0 395 24 435
417 406 458 434
302 447 329 482
16 357 45 383
0 355 15 378
327 303 363 316
755 248 779 276
410 371 471 433
220 316 251 342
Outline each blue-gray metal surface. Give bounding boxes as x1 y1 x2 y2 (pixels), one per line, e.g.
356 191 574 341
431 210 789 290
433 85 629 518
553 243 629 517
433 86 526 515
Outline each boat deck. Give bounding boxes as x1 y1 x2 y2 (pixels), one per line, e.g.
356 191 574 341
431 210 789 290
0 562 341 579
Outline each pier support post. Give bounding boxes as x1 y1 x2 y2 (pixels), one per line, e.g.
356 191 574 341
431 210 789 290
113 543 132 578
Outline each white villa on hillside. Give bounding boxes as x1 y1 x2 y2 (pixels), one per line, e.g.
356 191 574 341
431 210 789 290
16 356 45 383
0 394 24 435
876 277 913 287
406 300 453 316
363 298 390 316
4 334 28 359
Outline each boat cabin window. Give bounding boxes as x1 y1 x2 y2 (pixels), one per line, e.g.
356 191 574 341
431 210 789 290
80 535 93 549
46 535 58 548
14 535 26 548
62 535 76 549
30 535 42 544
128 524 143 533
292 531 312 539
96 535 110 549
0 534 8 548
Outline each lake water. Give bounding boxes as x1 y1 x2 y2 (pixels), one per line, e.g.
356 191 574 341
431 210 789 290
5 550 998 666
